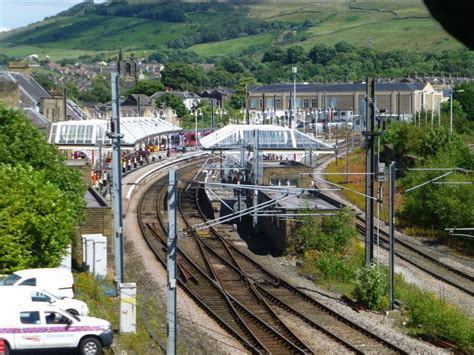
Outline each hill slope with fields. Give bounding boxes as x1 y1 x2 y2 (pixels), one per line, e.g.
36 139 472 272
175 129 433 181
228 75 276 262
0 0 464 61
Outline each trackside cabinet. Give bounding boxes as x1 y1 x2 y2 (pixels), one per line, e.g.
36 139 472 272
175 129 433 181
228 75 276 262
119 283 137 334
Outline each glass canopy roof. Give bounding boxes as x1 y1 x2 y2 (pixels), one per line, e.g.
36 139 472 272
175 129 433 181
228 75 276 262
49 117 181 146
199 124 334 150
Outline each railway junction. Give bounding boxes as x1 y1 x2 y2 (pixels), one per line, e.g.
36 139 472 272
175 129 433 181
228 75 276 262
108 122 474 354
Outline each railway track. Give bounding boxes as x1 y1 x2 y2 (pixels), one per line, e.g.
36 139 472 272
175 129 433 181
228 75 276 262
312 143 474 296
137 158 408 354
355 216 474 296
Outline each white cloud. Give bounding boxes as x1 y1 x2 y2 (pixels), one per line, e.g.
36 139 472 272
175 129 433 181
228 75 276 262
0 26 11 33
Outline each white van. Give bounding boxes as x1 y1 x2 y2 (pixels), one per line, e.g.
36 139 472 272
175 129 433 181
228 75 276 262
0 286 89 316
0 303 112 355
0 268 74 298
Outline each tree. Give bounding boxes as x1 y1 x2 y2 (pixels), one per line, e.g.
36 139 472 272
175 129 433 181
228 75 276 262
455 82 474 120
286 46 306 64
334 41 355 53
0 104 85 202
220 58 245 74
400 129 473 230
309 44 336 65
63 82 81 103
261 47 287 63
0 166 79 271
127 79 164 96
155 93 188 118
33 73 55 91
161 63 204 92
0 104 85 272
78 74 111 104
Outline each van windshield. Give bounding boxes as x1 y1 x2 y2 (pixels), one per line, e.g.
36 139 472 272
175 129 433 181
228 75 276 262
0 274 21 285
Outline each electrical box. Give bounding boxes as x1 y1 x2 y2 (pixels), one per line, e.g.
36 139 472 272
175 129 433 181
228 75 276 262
119 283 137 334
82 234 107 279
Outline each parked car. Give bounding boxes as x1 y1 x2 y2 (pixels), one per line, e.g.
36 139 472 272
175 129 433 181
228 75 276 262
0 303 112 355
0 286 88 316
0 268 74 298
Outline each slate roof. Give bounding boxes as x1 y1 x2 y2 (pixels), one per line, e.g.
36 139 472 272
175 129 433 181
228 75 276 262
8 72 52 104
1 71 87 120
151 91 201 100
24 108 49 130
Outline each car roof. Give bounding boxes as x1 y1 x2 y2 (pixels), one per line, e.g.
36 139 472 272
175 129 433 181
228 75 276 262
0 302 63 312
14 268 72 278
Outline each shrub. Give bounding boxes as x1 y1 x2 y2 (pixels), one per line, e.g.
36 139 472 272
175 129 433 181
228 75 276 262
352 263 388 310
397 283 474 353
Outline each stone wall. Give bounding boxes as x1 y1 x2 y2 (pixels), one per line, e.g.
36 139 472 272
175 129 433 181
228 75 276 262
0 82 20 108
261 164 313 188
73 189 113 274
40 96 66 122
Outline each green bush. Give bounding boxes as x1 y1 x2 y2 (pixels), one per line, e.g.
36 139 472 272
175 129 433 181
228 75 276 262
397 283 474 353
352 263 388 310
291 208 356 254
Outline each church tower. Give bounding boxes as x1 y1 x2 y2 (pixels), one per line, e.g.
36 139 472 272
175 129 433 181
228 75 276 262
117 49 138 85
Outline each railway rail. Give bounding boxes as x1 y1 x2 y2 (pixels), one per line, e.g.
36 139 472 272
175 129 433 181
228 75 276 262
355 216 474 296
137 158 408 354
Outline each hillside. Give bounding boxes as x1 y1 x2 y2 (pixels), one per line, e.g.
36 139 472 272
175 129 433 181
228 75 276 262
0 0 464 61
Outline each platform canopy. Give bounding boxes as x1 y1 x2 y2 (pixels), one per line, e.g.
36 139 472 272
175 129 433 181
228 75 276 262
49 116 181 146
199 124 334 150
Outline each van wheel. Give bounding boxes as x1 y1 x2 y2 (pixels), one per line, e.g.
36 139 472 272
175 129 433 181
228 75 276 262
67 308 79 316
1 340 10 355
79 337 102 355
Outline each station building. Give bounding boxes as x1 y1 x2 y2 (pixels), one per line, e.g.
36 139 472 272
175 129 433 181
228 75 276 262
247 81 444 120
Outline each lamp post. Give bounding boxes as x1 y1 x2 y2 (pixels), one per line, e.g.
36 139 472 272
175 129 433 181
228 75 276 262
193 108 200 149
292 66 297 129
450 89 464 134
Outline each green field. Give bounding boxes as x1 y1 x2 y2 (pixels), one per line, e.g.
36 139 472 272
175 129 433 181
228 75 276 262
190 33 276 57
0 0 464 61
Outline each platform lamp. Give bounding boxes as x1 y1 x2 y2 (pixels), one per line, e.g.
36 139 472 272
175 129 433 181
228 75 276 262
292 66 297 129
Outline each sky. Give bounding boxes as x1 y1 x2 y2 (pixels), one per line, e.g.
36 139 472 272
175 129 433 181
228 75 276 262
0 0 106 32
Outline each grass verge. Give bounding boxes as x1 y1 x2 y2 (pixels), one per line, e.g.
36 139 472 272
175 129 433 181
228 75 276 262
74 272 167 354
297 247 474 352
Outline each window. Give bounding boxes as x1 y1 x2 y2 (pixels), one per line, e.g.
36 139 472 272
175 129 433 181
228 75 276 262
250 98 257 109
267 98 273 109
258 98 263 108
50 125 57 144
67 125 77 143
31 291 51 303
59 125 68 144
0 274 21 285
275 98 281 109
311 98 317 108
85 126 93 144
20 278 36 286
303 99 309 108
20 311 41 324
76 125 86 144
45 312 70 325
